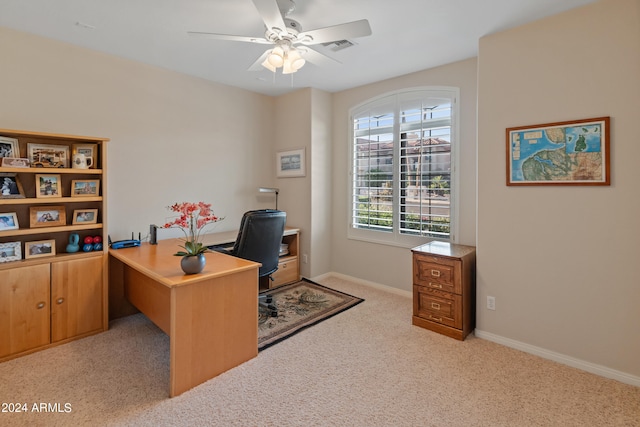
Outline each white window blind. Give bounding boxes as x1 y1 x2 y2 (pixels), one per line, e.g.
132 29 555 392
350 88 458 245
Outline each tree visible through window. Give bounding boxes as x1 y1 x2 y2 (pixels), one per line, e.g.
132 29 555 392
350 88 458 244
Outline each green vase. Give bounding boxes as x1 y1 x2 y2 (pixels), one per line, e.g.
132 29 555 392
180 254 206 274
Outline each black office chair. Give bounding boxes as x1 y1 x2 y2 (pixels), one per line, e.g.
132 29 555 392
210 209 286 317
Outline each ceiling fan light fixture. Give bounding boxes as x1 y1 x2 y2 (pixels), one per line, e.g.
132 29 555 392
287 48 305 71
189 0 373 78
267 45 285 67
261 56 277 72
282 62 295 74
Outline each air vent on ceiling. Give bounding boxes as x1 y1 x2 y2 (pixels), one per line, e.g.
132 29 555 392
322 39 355 52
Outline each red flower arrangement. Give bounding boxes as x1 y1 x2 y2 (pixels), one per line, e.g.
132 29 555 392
162 202 223 256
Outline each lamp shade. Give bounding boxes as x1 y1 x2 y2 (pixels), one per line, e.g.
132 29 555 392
282 58 295 74
261 58 276 72
258 187 279 194
288 48 305 71
258 187 279 210
260 44 306 74
267 46 284 67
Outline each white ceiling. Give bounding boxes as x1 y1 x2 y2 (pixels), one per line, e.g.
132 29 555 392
0 0 597 96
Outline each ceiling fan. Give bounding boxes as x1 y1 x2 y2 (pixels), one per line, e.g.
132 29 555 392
188 0 372 74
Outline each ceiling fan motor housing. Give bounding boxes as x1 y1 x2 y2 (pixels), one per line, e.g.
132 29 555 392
265 18 303 43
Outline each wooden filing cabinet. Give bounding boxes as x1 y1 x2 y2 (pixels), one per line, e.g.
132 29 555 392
412 241 476 340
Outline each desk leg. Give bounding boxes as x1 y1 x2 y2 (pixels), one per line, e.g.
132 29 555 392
169 268 258 397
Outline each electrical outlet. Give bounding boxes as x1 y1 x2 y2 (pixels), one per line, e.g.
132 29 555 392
487 296 496 310
302 254 308 264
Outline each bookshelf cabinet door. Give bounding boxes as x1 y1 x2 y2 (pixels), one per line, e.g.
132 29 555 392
0 264 51 357
51 256 103 343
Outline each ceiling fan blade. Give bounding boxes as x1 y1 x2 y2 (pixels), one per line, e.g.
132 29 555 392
252 0 287 34
299 47 341 67
297 19 372 45
248 50 271 71
188 31 271 44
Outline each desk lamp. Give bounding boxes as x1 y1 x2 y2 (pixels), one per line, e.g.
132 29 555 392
258 187 279 210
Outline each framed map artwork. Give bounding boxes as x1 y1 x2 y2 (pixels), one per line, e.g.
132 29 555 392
506 117 610 186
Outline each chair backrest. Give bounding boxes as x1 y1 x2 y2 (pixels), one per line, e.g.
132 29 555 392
232 209 286 278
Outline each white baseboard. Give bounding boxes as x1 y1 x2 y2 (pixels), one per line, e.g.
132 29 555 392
310 272 640 388
475 329 640 388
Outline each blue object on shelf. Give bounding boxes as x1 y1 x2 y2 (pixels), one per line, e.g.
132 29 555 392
66 233 80 253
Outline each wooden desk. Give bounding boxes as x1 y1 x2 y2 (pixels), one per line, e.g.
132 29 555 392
109 238 260 397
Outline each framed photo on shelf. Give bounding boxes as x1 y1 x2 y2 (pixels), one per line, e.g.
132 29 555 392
72 144 97 169
35 174 62 198
30 206 66 228
25 239 56 259
0 136 20 158
1 157 30 168
71 179 100 197
0 241 21 263
506 116 610 186
27 143 70 168
0 173 25 199
0 212 19 231
72 208 98 224
276 148 306 178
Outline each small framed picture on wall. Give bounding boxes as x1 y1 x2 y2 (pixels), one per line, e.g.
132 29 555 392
276 148 306 178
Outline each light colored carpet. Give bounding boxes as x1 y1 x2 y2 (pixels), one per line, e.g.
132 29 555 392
0 276 638 426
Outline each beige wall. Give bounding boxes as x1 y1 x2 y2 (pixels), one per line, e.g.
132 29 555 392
330 58 479 291
2 0 638 385
309 89 333 277
273 88 333 279
0 26 275 240
477 0 640 381
273 89 312 277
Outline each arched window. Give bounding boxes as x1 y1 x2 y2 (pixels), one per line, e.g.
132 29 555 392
349 87 459 246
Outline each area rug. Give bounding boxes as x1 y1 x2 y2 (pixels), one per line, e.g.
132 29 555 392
258 278 364 350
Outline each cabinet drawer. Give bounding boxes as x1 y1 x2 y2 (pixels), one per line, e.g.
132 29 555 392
413 285 461 329
413 254 462 294
271 257 299 286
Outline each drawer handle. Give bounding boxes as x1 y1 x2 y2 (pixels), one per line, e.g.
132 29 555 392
429 315 442 322
430 269 441 277
428 282 442 289
56 297 65 305
431 302 440 310
36 302 46 309
281 264 287 268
